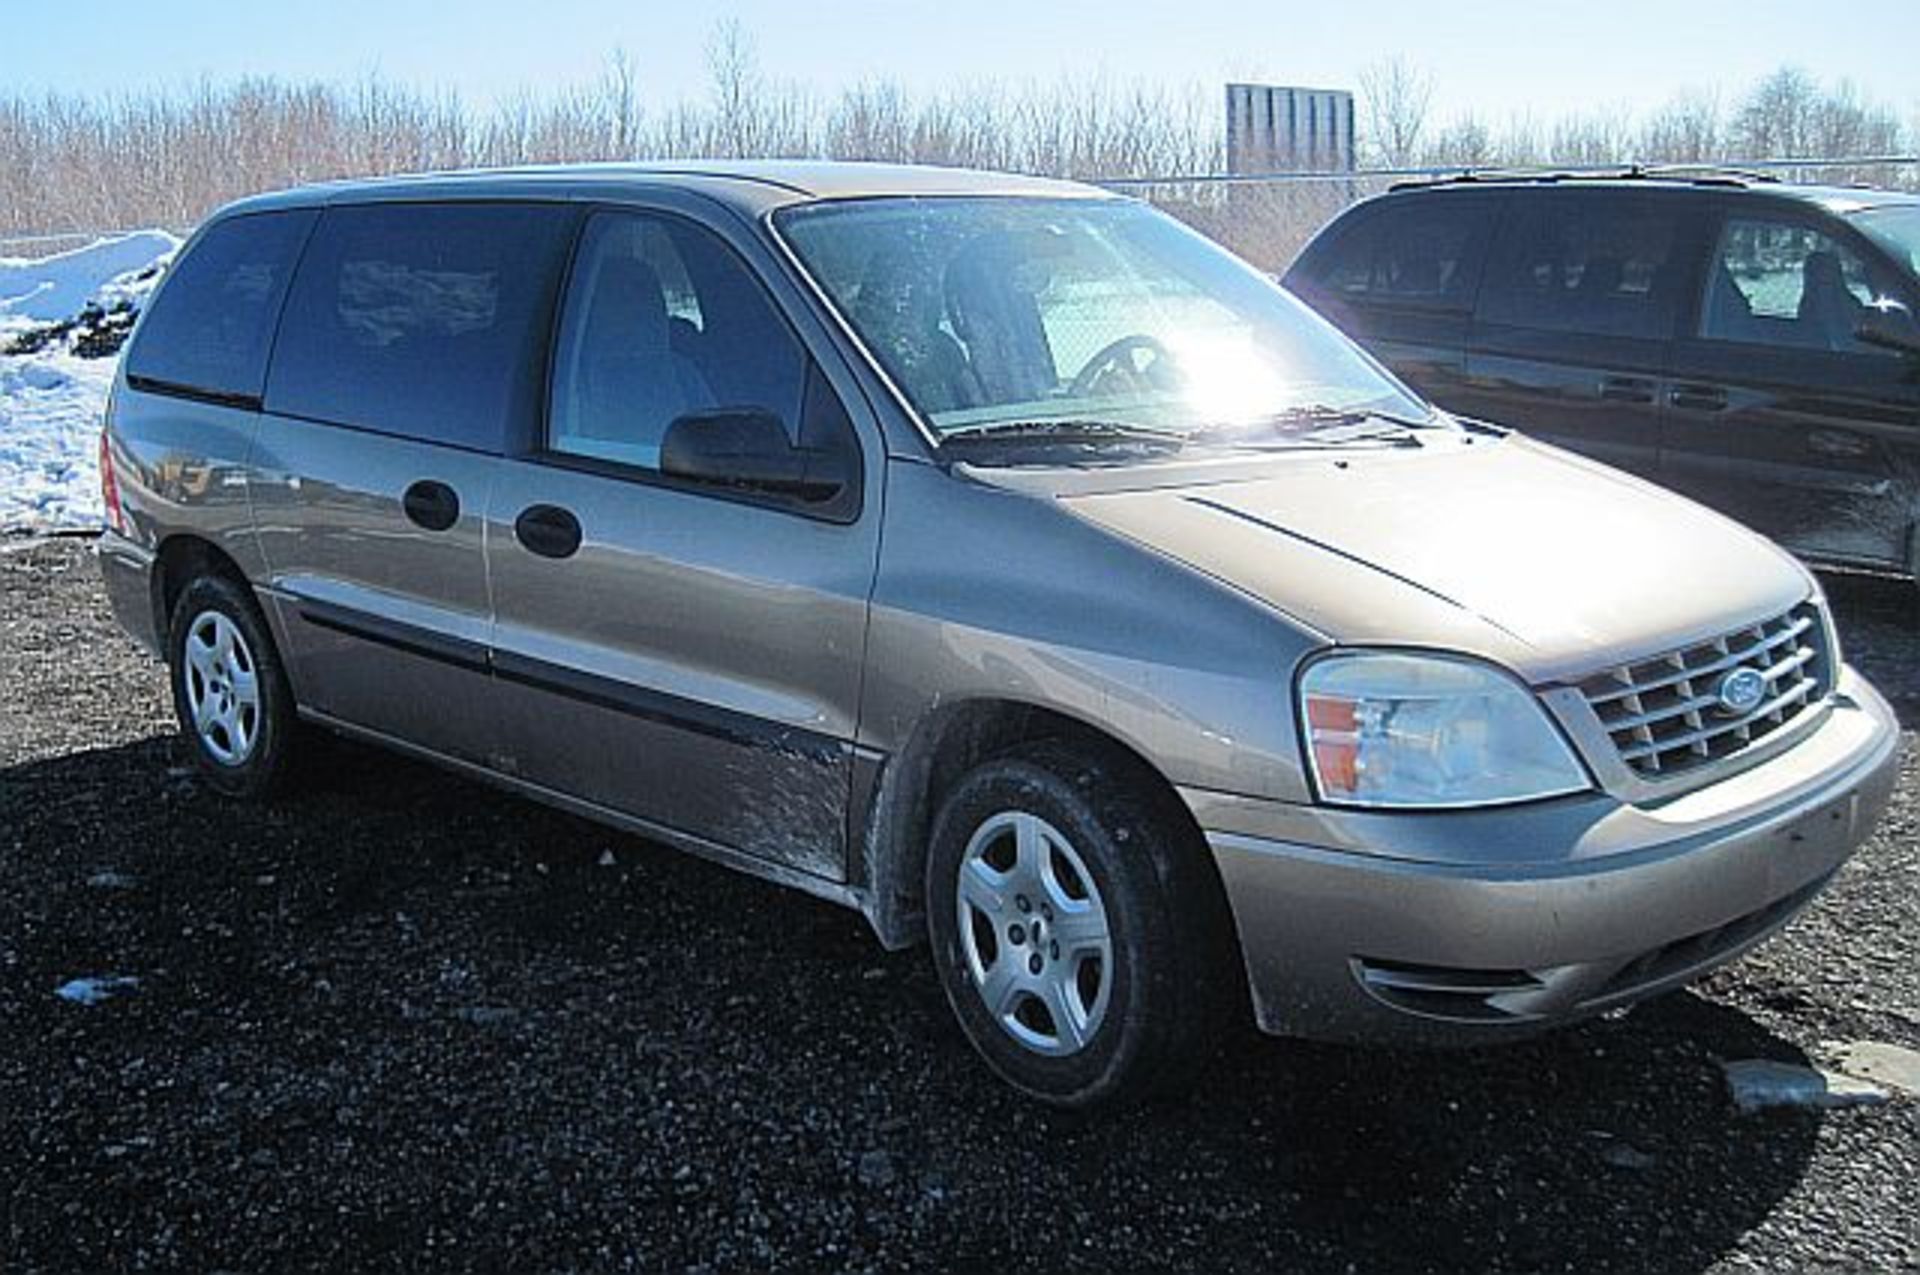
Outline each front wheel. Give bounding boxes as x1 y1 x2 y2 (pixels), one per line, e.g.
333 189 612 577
167 574 300 799
925 742 1236 1109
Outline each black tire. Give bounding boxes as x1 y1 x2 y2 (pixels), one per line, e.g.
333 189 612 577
924 740 1238 1110
166 573 300 799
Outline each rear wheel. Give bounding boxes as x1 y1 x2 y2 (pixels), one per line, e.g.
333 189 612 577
167 574 299 799
925 741 1235 1109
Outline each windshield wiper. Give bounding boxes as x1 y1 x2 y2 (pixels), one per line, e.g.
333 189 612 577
937 408 1436 456
938 418 1188 449
1189 406 1434 448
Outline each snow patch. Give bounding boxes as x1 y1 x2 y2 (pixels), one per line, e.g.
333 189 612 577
0 350 119 532
1720 1057 1890 1113
1 230 179 533
54 975 141 1006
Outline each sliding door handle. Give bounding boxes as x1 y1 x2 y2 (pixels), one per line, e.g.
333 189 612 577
1669 384 1728 413
1599 376 1656 404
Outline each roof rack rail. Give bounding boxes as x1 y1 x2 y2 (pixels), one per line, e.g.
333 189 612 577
1642 163 1783 184
1387 164 1780 193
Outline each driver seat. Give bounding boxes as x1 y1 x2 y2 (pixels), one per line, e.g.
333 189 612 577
944 239 1058 405
850 246 979 413
1798 250 1862 351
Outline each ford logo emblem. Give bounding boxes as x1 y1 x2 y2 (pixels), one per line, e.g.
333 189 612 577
1716 667 1769 715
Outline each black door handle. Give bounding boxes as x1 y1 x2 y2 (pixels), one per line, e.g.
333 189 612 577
1599 376 1656 404
1669 384 1729 413
514 504 582 559
402 479 460 531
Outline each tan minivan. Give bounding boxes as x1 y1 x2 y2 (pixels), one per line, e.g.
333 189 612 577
98 162 1898 1108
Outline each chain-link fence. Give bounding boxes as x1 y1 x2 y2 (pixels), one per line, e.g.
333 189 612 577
5 156 1917 274
1112 156 1920 274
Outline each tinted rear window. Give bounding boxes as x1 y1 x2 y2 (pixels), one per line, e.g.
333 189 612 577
266 202 578 451
1478 196 1693 339
124 210 316 402
1296 199 1492 309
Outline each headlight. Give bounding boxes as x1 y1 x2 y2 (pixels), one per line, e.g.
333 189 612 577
1299 651 1589 809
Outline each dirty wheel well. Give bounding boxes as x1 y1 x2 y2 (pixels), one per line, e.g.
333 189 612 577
152 536 251 653
864 700 1227 951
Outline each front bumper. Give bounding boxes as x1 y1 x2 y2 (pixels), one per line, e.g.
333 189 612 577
1189 666 1900 1044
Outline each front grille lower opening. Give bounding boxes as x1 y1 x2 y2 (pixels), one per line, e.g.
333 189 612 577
1590 872 1833 1002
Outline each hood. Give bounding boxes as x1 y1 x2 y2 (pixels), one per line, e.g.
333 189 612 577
1049 434 1812 683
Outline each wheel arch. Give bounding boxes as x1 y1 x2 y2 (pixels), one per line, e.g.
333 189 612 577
854 696 1239 958
151 534 254 656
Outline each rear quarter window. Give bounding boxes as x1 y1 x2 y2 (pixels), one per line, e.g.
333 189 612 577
123 210 316 402
1292 198 1493 310
265 202 578 452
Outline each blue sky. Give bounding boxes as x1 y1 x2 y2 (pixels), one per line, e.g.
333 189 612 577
5 0 1915 128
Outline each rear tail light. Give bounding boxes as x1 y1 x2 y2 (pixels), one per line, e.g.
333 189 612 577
99 427 126 534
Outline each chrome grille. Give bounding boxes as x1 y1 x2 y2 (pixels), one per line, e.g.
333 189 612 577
1578 603 1832 779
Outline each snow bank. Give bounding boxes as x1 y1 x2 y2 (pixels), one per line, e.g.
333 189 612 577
1 231 179 533
0 230 179 329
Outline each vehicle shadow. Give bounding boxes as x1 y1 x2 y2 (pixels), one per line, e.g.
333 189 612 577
0 732 1833 1272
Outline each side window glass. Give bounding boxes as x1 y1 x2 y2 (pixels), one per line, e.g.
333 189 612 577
124 210 316 401
1701 216 1908 356
1479 199 1687 338
549 211 809 471
266 203 578 452
1311 203 1489 308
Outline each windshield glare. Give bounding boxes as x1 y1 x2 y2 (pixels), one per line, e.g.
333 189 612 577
1854 206 1920 280
775 197 1431 442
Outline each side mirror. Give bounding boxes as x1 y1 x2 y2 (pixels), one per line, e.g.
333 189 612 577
1855 300 1920 356
659 408 849 502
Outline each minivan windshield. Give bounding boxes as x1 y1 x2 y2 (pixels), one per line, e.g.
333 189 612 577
1854 206 1920 278
776 197 1433 449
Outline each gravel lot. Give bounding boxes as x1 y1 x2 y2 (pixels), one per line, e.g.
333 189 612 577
2 536 1916 1272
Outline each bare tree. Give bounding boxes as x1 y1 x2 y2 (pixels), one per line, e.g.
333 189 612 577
1498 115 1546 168
4 41 1917 248
1549 111 1631 166
706 18 763 159
1733 66 1820 157
1809 80 1903 158
1357 57 1432 167
1423 115 1495 168
1640 90 1722 164
602 48 640 160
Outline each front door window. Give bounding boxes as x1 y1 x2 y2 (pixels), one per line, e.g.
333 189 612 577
1700 216 1911 355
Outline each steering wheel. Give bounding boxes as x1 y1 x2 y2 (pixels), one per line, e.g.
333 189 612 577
1068 334 1177 399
